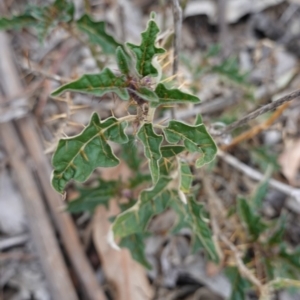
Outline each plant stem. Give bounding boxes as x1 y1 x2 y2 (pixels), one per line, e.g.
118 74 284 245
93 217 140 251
218 89 300 135
171 0 182 119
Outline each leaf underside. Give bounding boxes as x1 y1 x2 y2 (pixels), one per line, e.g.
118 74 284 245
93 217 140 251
51 113 128 193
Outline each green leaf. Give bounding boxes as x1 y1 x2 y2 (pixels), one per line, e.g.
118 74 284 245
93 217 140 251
186 196 219 262
112 176 173 237
119 233 151 269
77 14 122 54
152 83 200 107
195 114 203 125
212 57 249 85
128 173 152 189
0 0 74 41
159 157 175 177
51 113 128 193
161 145 185 158
30 0 74 41
51 68 129 100
267 214 286 245
279 244 300 269
262 257 275 280
130 86 159 102
116 46 131 75
120 136 140 171
0 14 37 30
237 197 268 241
251 175 269 210
127 17 165 77
163 120 217 168
180 161 192 193
67 179 119 213
225 267 250 300
137 123 163 183
171 196 219 262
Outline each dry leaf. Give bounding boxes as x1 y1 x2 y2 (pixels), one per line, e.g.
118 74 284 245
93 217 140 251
279 139 300 186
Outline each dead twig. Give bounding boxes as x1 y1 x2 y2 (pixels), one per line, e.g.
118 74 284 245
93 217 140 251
221 102 290 150
0 234 29 251
218 150 300 202
218 89 300 135
217 0 229 58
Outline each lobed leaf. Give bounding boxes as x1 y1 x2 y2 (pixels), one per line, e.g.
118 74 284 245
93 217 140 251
152 83 200 107
163 120 217 168
127 17 165 77
67 179 119 213
51 113 128 193
137 123 163 183
77 14 122 54
112 176 173 237
51 68 129 100
237 197 268 241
